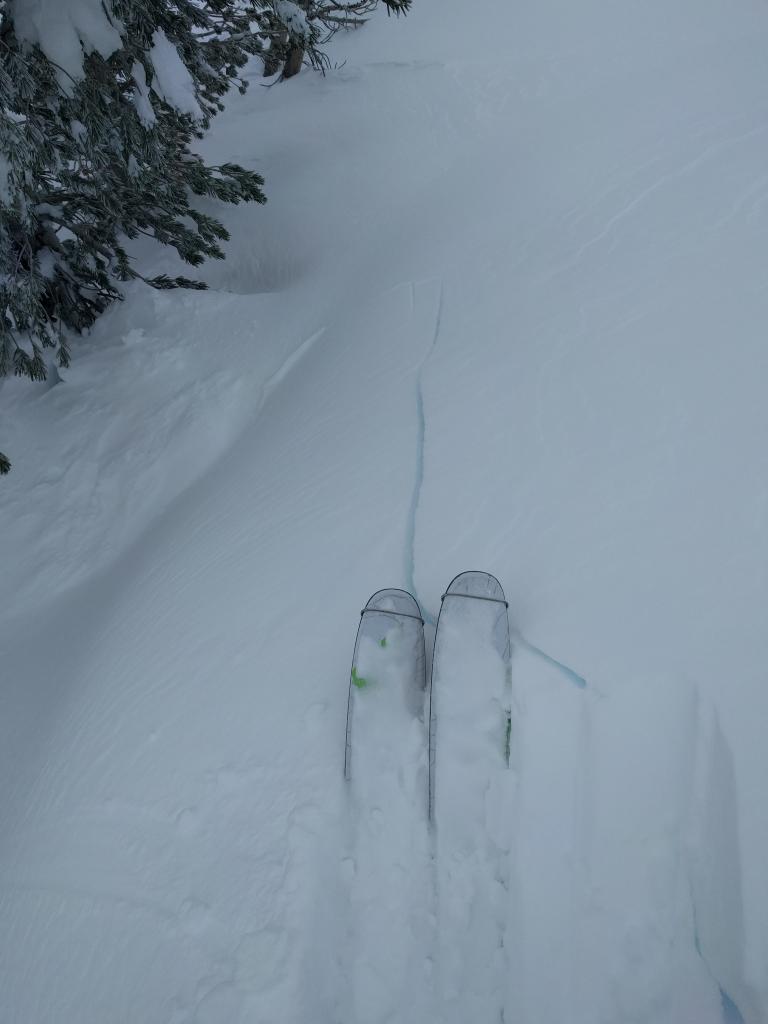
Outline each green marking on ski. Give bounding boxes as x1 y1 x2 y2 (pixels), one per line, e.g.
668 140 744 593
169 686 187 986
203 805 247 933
379 637 387 648
351 666 368 689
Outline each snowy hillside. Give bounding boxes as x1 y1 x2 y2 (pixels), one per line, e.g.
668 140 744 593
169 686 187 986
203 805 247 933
2 0 768 1021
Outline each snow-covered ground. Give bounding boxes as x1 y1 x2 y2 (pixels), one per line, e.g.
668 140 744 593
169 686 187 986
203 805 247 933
2 0 768 1020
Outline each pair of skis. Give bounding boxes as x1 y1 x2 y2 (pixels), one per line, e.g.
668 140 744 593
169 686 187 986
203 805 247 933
342 572 515 1021
343 570 512 819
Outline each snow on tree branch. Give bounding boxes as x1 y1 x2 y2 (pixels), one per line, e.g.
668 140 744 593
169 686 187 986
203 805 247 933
7 0 123 86
149 29 203 121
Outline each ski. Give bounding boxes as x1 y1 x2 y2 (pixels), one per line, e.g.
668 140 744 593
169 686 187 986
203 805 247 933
344 587 426 781
428 570 511 818
341 588 430 1023
427 570 513 1020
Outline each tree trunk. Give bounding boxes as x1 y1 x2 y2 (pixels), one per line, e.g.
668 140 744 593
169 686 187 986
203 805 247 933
263 30 287 77
282 42 304 79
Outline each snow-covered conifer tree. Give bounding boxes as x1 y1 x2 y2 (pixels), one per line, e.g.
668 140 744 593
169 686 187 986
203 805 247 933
0 0 266 385
0 0 411 473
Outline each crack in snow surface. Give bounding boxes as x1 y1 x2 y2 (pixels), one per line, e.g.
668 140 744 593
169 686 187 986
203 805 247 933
511 631 587 690
405 279 443 624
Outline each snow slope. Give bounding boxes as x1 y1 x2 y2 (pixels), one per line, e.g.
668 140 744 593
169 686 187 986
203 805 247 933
2 0 768 1020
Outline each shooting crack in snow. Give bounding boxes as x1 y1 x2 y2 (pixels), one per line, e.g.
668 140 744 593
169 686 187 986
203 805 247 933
404 278 443 624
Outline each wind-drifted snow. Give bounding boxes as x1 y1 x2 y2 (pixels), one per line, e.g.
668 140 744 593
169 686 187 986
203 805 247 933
2 0 768 1021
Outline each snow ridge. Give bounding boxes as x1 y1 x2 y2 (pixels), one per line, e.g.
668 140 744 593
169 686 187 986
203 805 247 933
404 279 443 622
261 326 326 405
